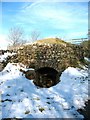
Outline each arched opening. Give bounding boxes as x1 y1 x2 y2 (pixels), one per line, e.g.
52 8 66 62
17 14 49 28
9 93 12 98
33 67 60 88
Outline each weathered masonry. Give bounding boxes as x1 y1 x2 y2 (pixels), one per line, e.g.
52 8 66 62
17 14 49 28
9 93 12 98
12 39 84 87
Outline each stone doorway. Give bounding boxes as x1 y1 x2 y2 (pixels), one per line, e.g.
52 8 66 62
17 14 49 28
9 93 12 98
34 67 60 88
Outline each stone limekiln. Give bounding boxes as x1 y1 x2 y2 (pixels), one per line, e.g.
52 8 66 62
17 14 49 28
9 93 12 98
13 38 84 88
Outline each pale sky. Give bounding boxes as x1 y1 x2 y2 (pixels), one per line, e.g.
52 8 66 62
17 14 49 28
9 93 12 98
0 1 88 49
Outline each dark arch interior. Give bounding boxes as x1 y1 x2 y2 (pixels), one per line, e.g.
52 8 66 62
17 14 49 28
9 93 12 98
34 67 60 88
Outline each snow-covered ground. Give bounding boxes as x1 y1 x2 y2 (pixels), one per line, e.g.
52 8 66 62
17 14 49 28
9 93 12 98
0 52 16 62
0 63 88 119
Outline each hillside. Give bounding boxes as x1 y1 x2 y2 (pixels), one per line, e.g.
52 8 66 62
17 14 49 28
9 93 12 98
0 44 89 119
0 63 88 119
80 40 90 47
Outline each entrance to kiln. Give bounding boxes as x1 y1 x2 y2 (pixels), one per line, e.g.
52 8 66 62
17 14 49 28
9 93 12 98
34 67 60 88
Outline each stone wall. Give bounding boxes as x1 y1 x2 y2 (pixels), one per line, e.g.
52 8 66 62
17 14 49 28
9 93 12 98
9 42 84 87
16 43 84 72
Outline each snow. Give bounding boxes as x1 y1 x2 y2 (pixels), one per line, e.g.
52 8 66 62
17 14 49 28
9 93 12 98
84 57 90 62
0 63 88 119
0 52 16 62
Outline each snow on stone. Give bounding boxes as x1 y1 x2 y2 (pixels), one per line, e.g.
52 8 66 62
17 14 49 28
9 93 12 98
0 63 88 119
0 52 16 62
84 57 90 62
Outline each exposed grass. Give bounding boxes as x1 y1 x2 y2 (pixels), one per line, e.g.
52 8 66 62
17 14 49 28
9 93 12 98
33 97 40 100
35 38 69 45
24 110 30 114
39 107 45 112
46 102 51 104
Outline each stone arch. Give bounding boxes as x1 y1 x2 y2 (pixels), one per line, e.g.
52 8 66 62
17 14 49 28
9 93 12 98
33 67 60 88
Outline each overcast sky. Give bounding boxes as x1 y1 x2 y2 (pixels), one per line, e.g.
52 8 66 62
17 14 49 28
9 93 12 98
0 1 88 49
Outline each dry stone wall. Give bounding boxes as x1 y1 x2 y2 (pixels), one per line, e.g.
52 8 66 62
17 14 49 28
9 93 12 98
15 43 84 73
9 42 84 87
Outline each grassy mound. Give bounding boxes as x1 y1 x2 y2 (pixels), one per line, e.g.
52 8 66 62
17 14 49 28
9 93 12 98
34 38 69 45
